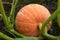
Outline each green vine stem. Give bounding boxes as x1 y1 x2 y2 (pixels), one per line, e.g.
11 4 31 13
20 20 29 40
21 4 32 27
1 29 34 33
8 0 25 37
57 13 60 27
57 0 60 27
9 0 18 27
0 32 14 40
57 0 60 8
10 29 25 37
40 8 60 39
40 0 60 39
0 0 11 29
0 0 25 38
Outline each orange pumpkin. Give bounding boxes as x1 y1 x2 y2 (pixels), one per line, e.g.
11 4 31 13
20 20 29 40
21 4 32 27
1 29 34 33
15 4 52 37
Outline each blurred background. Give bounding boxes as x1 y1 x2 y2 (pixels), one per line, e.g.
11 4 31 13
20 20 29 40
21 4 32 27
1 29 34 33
0 0 60 40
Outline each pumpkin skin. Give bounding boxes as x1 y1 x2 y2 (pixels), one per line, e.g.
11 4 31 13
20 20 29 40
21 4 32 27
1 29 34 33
15 4 52 37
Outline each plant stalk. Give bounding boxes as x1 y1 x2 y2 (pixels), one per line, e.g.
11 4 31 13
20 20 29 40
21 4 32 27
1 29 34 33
9 0 18 27
40 7 60 39
0 0 16 37
10 29 25 38
57 0 60 27
38 23 58 39
0 0 25 38
0 32 14 40
8 0 25 37
0 0 11 29
57 0 60 8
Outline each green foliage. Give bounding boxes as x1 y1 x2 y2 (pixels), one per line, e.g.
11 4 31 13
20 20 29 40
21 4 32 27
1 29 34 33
15 37 38 40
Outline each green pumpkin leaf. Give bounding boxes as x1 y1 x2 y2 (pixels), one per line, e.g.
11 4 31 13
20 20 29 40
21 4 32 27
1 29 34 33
15 37 38 40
